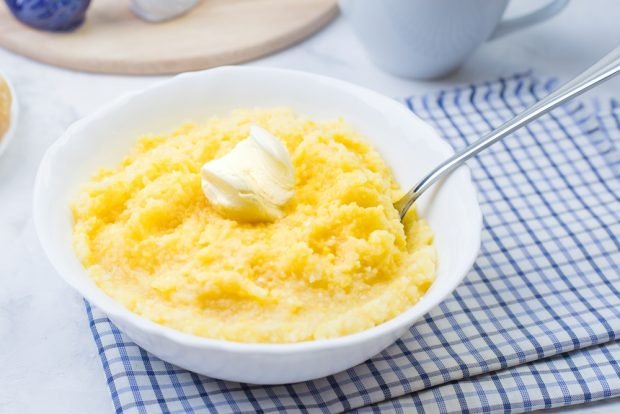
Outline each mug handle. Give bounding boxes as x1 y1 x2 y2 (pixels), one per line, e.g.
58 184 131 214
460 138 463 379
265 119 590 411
488 0 569 40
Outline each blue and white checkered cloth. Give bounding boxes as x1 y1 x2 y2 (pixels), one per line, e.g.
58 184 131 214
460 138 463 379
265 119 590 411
85 73 620 413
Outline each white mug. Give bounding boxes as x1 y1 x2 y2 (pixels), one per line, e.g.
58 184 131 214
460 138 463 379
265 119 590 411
339 0 569 79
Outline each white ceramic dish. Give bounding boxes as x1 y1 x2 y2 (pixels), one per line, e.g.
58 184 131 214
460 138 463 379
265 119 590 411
33 67 482 384
0 71 18 159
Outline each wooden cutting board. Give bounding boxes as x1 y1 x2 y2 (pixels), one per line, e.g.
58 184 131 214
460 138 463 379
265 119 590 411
0 0 338 75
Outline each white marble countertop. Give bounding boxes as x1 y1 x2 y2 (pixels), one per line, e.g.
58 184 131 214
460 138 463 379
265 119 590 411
0 1 618 413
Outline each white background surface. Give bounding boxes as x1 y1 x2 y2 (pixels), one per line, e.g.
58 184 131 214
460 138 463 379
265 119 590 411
0 1 618 413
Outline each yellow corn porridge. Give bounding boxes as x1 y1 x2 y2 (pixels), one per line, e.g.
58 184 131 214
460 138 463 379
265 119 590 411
0 77 11 139
71 109 436 343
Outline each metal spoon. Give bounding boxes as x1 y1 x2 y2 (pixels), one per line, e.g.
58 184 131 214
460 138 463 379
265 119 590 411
395 46 620 220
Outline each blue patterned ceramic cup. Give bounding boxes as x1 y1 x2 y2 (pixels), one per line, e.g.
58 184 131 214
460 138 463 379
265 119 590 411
5 0 91 32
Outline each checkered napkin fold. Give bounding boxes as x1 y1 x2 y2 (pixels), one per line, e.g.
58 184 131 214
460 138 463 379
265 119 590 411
85 73 620 414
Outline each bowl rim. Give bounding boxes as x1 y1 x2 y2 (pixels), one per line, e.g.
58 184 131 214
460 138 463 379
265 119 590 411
33 66 483 354
0 70 19 159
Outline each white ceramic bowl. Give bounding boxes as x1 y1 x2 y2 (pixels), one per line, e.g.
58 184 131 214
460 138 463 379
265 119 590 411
33 67 482 384
0 71 18 159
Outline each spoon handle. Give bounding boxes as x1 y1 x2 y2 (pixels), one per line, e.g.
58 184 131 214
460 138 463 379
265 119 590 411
396 45 620 219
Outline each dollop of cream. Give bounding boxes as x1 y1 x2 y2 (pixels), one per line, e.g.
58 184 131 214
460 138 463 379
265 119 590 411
201 126 295 222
